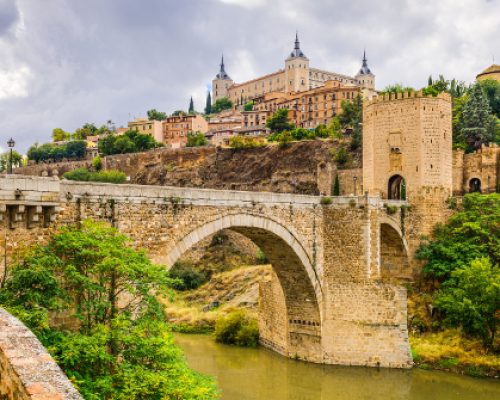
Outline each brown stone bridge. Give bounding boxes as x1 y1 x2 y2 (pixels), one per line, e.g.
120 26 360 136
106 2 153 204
0 175 412 381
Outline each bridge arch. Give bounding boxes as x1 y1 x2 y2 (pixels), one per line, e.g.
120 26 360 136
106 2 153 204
165 213 323 360
379 218 410 280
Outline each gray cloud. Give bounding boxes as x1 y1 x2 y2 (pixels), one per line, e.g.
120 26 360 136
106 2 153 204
0 0 498 152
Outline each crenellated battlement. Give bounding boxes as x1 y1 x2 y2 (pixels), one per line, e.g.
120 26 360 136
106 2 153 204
364 90 451 107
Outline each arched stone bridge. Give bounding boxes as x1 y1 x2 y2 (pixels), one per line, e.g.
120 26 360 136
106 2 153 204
0 175 412 369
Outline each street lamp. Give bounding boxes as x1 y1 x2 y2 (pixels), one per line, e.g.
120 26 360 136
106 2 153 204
7 137 15 174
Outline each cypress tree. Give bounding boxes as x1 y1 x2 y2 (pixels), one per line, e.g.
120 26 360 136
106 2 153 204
332 175 340 196
461 83 496 151
188 96 195 114
205 92 212 115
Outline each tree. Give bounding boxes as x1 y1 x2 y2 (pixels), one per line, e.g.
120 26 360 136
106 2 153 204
338 94 363 149
98 130 161 156
244 101 254 112
186 132 208 147
73 123 98 140
188 97 195 114
0 150 23 172
435 257 499 347
461 83 496 151
0 221 217 399
478 79 500 118
266 108 294 133
171 110 186 117
380 84 415 95
332 174 340 196
52 128 70 142
92 155 102 171
211 97 233 114
146 109 167 121
204 92 212 115
416 193 499 281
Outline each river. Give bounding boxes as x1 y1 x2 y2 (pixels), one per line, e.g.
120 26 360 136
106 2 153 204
175 334 499 400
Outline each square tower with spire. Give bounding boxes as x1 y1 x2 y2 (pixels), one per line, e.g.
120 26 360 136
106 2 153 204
212 55 234 104
284 32 310 93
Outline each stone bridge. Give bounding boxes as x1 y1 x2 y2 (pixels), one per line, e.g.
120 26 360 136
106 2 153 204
0 175 412 371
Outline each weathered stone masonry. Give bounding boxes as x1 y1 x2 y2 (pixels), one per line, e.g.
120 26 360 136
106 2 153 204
1 175 412 371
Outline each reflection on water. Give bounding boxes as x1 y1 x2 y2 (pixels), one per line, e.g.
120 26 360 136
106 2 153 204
175 334 499 400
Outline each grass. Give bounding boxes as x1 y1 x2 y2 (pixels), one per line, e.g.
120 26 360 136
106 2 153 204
410 329 500 378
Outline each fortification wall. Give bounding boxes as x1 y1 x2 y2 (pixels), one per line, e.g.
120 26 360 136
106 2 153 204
0 307 82 400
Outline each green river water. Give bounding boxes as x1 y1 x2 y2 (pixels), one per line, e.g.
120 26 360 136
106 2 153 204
175 334 499 400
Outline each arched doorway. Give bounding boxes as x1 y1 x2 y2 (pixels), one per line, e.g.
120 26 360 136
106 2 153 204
165 214 322 362
388 175 406 200
469 178 481 193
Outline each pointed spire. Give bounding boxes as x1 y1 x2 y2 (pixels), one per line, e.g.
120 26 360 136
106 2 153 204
289 31 306 58
358 49 371 75
215 53 231 80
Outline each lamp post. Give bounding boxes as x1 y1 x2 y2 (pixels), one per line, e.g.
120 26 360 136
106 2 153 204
7 137 15 174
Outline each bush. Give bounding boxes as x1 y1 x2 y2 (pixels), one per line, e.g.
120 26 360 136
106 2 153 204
63 168 127 184
214 310 259 347
168 262 208 291
229 136 264 149
186 132 208 147
91 155 102 171
98 130 162 156
320 197 333 205
334 147 350 166
255 249 268 264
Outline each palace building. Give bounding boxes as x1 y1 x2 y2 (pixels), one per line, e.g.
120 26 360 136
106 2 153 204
212 33 376 106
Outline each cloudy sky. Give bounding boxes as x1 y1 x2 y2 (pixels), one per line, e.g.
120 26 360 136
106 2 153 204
0 0 498 152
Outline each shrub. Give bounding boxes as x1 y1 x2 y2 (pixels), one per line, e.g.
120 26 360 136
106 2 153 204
63 168 126 184
91 155 102 171
214 310 259 347
169 262 208 291
229 136 264 149
332 174 340 196
255 249 268 264
186 132 208 147
333 147 350 166
320 196 333 205
385 204 398 215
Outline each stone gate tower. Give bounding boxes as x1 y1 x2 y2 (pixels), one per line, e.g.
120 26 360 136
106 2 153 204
363 91 453 273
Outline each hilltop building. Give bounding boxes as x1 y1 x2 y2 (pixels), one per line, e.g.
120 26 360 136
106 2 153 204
212 33 376 106
162 114 208 149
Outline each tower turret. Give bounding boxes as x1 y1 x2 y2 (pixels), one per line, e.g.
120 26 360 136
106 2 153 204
212 54 234 104
355 50 375 90
284 32 309 93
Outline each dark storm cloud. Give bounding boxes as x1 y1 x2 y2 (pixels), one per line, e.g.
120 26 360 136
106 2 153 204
0 0 498 152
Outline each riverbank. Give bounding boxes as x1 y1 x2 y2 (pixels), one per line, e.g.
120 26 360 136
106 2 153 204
163 265 499 378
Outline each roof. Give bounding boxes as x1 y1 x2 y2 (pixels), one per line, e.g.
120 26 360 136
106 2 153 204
477 64 500 78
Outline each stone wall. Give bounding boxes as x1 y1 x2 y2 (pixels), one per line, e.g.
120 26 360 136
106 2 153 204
0 307 82 400
452 144 500 195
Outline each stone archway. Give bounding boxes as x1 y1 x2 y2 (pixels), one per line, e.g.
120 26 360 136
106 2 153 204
469 178 481 193
379 222 410 281
165 213 323 361
388 174 406 200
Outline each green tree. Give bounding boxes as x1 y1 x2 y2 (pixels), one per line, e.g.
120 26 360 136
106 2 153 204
244 101 254 111
52 128 71 142
186 132 208 147
328 116 342 139
0 150 23 172
211 97 233 114
205 92 212 115
435 257 499 347
461 83 496 151
332 174 340 196
266 108 294 133
73 123 98 140
380 84 415 95
146 109 167 121
478 79 500 118
416 193 499 281
0 221 218 399
98 130 161 156
188 97 195 114
171 110 186 116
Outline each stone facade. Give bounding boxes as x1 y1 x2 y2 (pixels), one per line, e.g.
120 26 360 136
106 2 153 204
0 175 412 369
0 307 82 400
